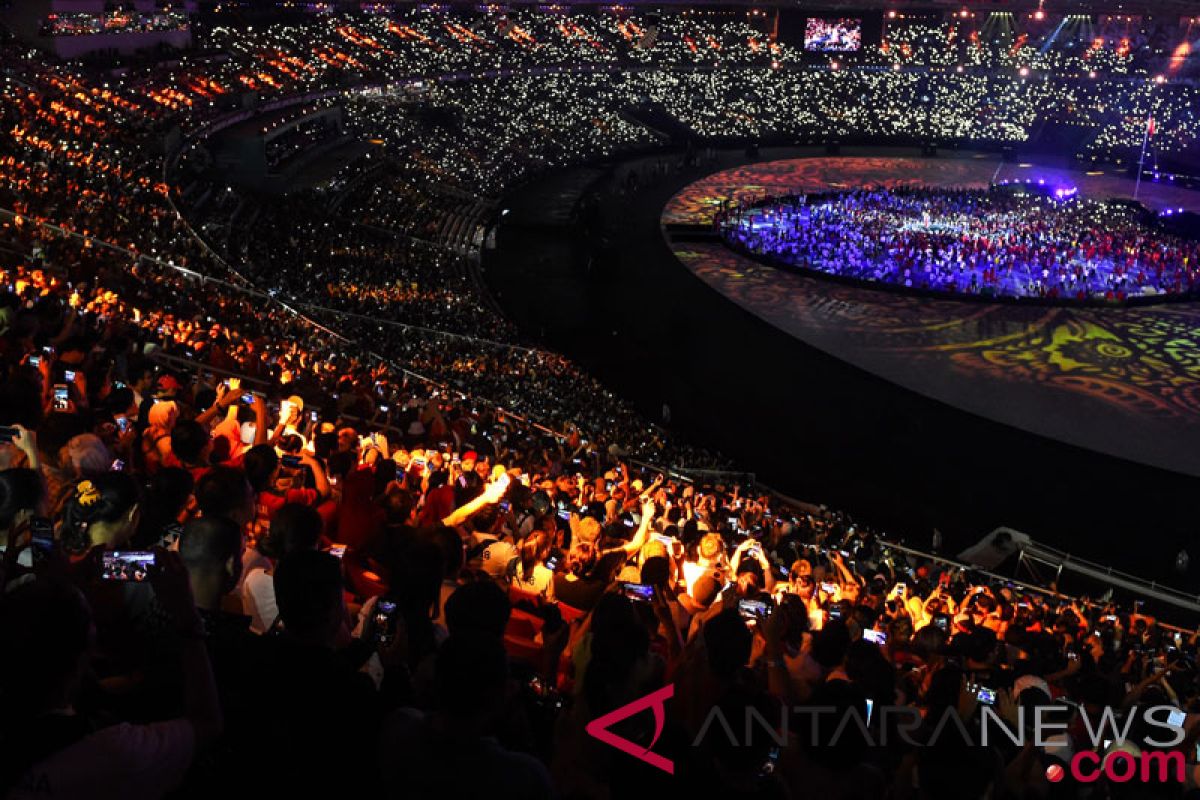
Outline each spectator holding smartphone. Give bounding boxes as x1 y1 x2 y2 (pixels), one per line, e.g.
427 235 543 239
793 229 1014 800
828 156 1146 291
0 549 221 799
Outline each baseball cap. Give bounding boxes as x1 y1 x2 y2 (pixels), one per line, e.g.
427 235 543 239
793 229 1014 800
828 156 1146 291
156 375 182 395
480 540 517 579
1012 674 1050 700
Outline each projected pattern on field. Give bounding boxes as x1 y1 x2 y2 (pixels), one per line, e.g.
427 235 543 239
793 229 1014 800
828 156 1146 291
664 155 1200 476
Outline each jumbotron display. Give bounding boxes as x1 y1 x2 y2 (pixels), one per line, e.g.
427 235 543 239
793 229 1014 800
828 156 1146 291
718 184 1200 303
804 17 863 52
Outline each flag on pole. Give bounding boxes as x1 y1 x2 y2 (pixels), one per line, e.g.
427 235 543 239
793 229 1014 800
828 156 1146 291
1147 117 1156 137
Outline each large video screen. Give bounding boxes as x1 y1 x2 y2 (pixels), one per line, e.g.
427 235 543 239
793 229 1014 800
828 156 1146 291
804 17 862 52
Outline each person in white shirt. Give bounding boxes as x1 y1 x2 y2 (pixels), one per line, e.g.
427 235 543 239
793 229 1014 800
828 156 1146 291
240 502 323 634
512 530 555 601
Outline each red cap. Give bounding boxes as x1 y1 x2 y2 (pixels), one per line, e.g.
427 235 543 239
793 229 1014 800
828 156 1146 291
462 451 478 462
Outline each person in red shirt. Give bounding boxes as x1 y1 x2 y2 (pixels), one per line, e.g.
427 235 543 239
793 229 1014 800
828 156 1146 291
331 440 388 551
165 421 213 483
243 444 331 544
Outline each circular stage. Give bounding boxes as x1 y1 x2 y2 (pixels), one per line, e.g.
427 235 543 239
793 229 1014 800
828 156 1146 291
718 184 1200 305
662 152 1200 477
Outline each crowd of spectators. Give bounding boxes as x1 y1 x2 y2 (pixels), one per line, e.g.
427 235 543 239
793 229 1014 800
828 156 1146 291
37 10 191 38
2 9 1200 796
3 298 1200 795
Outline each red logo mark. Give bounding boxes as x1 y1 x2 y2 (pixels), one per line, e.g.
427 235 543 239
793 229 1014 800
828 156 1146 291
585 684 674 774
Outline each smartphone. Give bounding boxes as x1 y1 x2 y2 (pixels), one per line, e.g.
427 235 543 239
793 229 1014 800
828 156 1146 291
53 384 69 410
379 404 390 413
499 500 511 512
620 582 654 602
544 554 559 571
115 417 131 433
29 516 54 554
101 551 155 582
863 629 888 646
776 563 790 580
373 599 398 645
63 369 76 383
310 410 318 422
242 393 255 405
327 544 347 559
28 355 40 367
738 598 770 621
110 458 125 472
973 684 997 705
281 455 302 468
1168 709 1187 729
556 508 571 521
827 604 843 621
865 698 875 726
933 614 950 632
820 582 838 595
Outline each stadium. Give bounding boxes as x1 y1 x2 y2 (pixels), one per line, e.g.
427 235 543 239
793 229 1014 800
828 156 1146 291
2 0 1200 796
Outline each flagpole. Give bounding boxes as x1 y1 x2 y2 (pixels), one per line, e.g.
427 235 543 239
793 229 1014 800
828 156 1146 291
1134 114 1152 202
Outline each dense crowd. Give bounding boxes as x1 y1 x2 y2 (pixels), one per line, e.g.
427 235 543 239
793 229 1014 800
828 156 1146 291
114 10 1200 185
1 7 1200 797
3 296 1200 795
38 9 191 38
721 185 1200 302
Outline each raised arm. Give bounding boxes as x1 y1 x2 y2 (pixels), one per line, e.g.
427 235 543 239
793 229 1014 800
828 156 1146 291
442 471 509 528
609 497 656 557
